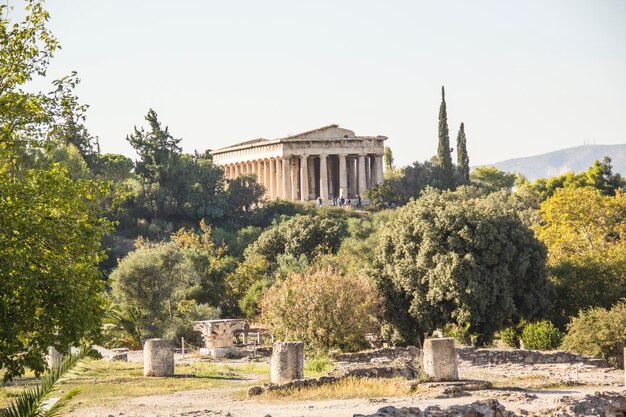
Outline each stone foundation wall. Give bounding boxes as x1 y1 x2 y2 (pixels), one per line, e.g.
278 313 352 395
330 346 419 363
458 347 608 367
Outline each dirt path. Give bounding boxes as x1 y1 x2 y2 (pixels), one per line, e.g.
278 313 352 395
67 362 624 417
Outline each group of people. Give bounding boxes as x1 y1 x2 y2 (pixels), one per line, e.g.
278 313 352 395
315 194 362 208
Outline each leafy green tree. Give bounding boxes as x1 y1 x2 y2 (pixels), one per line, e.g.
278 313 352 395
383 146 394 170
109 241 199 340
226 174 265 215
471 166 516 192
0 165 112 381
371 187 550 345
261 268 381 353
456 122 470 181
527 157 625 200
561 301 626 368
1 1 115 382
245 213 349 267
126 109 182 183
535 187 626 262
92 153 134 182
437 86 454 189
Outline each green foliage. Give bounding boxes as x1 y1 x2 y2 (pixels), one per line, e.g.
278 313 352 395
245 213 349 267
527 157 626 200
561 301 626 368
126 109 182 183
471 166 516 192
0 346 90 417
535 187 626 263
305 357 334 375
499 327 520 348
519 321 563 351
110 241 196 339
261 268 381 353
371 187 550 346
238 279 272 320
0 164 112 381
437 86 454 188
456 122 470 182
383 146 394 170
226 174 265 215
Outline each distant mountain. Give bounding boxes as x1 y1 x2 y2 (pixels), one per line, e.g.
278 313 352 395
486 144 626 181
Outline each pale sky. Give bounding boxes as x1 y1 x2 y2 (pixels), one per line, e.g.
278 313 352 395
24 0 626 166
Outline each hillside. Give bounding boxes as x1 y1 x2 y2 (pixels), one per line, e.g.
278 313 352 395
488 144 626 181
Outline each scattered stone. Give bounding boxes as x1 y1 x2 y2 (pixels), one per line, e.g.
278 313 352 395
247 386 263 396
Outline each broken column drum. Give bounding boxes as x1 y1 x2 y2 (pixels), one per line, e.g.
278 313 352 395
271 341 304 384
423 338 458 381
143 339 174 377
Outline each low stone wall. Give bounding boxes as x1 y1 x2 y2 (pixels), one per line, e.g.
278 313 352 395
330 346 420 363
457 347 608 367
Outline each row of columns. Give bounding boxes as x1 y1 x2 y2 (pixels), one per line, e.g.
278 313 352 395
223 153 384 201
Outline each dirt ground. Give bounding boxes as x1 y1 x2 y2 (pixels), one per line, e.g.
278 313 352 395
66 359 624 417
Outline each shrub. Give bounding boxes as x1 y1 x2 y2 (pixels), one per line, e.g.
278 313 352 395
261 268 381 353
499 327 520 348
561 301 626 368
520 320 563 351
305 357 335 375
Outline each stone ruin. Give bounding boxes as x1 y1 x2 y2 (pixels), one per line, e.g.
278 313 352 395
271 341 304 384
193 319 250 358
355 391 626 417
143 338 174 377
423 338 458 381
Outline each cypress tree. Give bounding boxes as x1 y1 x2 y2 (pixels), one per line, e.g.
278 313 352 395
456 122 470 181
437 86 454 188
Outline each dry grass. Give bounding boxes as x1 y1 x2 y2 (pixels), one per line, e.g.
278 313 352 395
265 376 415 401
0 359 271 410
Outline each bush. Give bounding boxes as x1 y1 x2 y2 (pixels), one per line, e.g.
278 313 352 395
520 320 563 351
305 357 334 375
561 301 626 368
499 327 520 348
261 268 381 353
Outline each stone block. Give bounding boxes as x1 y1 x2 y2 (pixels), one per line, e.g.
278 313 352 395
271 341 304 384
46 346 63 368
143 339 174 377
422 338 458 381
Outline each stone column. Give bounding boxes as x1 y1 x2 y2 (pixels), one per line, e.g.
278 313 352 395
291 157 299 200
258 160 264 186
423 338 458 381
375 154 384 185
276 159 283 199
282 157 291 200
358 154 367 196
300 155 309 201
271 341 304 384
349 157 358 198
268 159 275 199
47 346 63 368
144 339 174 377
264 160 271 197
338 154 347 198
273 159 280 200
234 164 240 177
319 154 329 201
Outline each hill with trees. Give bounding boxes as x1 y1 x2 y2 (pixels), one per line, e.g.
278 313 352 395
488 144 626 181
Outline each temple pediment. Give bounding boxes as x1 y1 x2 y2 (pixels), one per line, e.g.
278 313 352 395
283 124 356 141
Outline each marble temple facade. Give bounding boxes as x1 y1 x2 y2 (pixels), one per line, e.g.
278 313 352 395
210 125 386 201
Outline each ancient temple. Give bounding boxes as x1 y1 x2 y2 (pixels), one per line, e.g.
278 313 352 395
210 125 386 201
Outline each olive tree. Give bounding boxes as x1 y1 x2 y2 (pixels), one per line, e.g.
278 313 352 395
371 187 550 345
